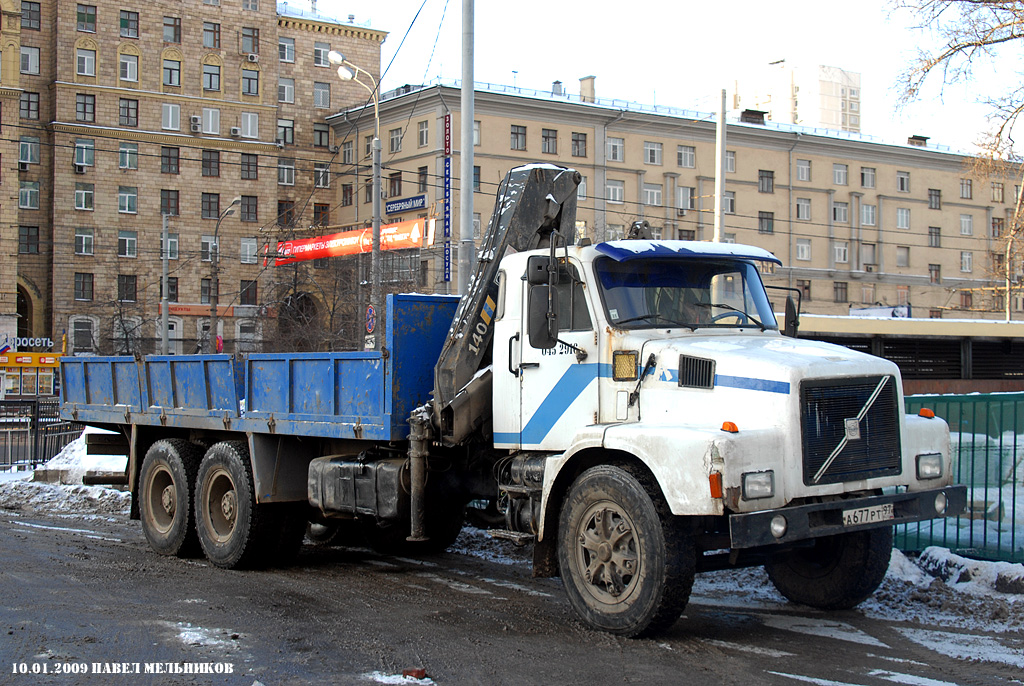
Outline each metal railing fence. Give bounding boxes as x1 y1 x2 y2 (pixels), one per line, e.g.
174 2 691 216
0 399 82 472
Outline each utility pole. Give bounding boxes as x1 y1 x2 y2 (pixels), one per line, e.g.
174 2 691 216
161 213 169 354
458 0 475 296
713 89 727 242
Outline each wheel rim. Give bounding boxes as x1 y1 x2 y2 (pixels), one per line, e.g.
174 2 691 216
573 500 641 605
145 464 176 534
203 467 237 543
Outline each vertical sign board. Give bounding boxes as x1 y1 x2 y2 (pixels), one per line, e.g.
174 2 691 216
443 113 452 282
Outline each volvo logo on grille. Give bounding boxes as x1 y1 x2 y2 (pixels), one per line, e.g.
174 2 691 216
844 418 861 441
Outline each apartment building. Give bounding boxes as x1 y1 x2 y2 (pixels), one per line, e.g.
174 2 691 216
5 0 383 362
734 62 863 133
329 79 1017 319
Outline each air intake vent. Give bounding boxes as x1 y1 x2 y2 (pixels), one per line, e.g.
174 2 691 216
678 355 715 389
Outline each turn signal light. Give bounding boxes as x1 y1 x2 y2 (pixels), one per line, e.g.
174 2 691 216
721 421 739 433
918 408 936 419
613 350 639 381
709 472 723 499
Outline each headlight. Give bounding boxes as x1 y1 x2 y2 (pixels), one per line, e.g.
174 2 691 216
916 453 943 480
742 470 775 500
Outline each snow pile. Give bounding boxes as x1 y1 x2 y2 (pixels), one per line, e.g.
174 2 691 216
41 426 127 484
0 474 130 516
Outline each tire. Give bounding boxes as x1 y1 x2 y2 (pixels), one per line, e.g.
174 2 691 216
765 527 893 610
195 440 272 569
306 519 362 547
138 439 203 557
557 464 695 638
361 500 466 556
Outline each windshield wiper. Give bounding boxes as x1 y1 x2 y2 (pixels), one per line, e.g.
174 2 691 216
696 303 766 331
614 313 689 328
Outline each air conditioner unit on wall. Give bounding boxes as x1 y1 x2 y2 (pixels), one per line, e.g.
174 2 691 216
18 162 28 172
190 123 202 133
676 208 687 217
74 163 86 174
230 127 241 137
865 265 874 272
246 53 259 63
190 115 201 125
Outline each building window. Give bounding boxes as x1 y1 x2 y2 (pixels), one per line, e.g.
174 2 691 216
723 191 735 214
117 275 137 302
203 22 221 48
832 201 849 223
961 251 973 272
77 48 96 76
862 243 876 266
242 70 259 96
279 37 295 62
117 53 137 82
861 203 876 226
929 264 941 283
510 125 526 150
758 170 774 193
861 167 875 188
418 166 429 193
315 163 330 188
75 139 95 166
642 183 662 206
19 181 39 209
341 184 353 207
572 132 587 157
833 282 848 303
927 188 941 210
607 137 624 162
75 183 94 210
278 201 294 226
897 246 910 268
277 119 293 145
118 142 138 170
928 226 941 247
796 239 811 261
606 180 624 204
862 284 875 304
896 207 910 230
418 120 429 147
20 92 40 120
21 46 39 74
960 178 973 199
22 2 40 29
200 235 218 262
960 214 974 235
833 164 848 185
162 147 179 174
203 64 221 91
160 103 179 130
163 59 181 87
118 187 137 214
162 277 178 302
677 145 695 168
74 274 94 301
797 279 811 300
758 211 774 234
313 41 330 66
241 27 259 54
313 204 330 227
203 108 220 135
541 129 558 155
77 4 96 32
314 123 330 147
20 137 40 164
725 150 735 173
677 186 695 211
119 98 138 126
163 233 179 260
200 278 212 304
473 166 480 191
643 141 662 165
163 16 181 42
120 9 139 38
992 182 1005 203
201 193 220 220
278 158 295 186
202 150 220 177
897 171 910 192
18 226 38 254
474 121 481 146
578 176 587 200
993 217 1005 238
240 195 258 222
241 154 258 180
240 112 259 138
364 179 372 204
961 291 973 310
241 238 257 264
342 140 353 164
796 159 810 181
75 228 94 255
76 94 95 121
161 189 179 216
313 81 331 108
834 241 848 264
118 230 137 257
387 171 401 197
239 280 258 306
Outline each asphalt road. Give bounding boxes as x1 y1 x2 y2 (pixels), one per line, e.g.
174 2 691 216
1 505 1021 686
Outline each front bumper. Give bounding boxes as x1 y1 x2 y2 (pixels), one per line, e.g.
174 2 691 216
728 485 967 549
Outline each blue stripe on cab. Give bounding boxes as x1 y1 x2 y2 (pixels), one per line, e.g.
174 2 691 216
715 374 790 394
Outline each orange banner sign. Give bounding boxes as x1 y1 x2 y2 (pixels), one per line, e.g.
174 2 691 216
270 218 433 266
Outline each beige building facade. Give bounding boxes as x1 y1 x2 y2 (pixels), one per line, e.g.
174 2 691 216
329 80 1018 320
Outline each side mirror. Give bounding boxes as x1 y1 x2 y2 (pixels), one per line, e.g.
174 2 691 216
526 255 556 285
784 295 800 338
528 284 558 349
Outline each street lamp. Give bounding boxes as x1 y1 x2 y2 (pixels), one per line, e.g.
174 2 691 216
208 195 242 353
329 50 382 351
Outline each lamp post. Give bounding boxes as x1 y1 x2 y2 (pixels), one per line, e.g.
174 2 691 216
208 196 241 353
328 50 382 351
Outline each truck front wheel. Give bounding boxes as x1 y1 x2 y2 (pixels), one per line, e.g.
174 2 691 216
139 439 203 557
558 464 695 637
765 527 893 610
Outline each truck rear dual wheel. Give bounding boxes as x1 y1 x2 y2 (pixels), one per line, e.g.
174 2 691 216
765 527 893 610
558 465 695 638
139 439 203 557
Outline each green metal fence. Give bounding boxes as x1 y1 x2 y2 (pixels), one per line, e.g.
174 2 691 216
899 392 1023 563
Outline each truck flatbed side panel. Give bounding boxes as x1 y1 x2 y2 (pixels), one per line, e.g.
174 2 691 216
387 293 461 437
144 355 242 418
59 356 143 422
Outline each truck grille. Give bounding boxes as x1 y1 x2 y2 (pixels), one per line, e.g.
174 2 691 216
800 376 902 486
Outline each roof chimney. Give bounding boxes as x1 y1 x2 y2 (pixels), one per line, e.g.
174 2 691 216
580 75 596 104
552 80 563 96
908 135 929 147
348 14 355 22
740 109 767 125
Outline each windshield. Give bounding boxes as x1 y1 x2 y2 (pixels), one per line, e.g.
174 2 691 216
594 257 778 331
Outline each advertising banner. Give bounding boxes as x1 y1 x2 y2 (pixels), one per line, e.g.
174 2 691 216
269 219 430 266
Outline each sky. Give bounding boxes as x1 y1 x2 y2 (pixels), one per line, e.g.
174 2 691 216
306 0 1007 154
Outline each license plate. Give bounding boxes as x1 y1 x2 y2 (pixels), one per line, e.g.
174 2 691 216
842 503 894 527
